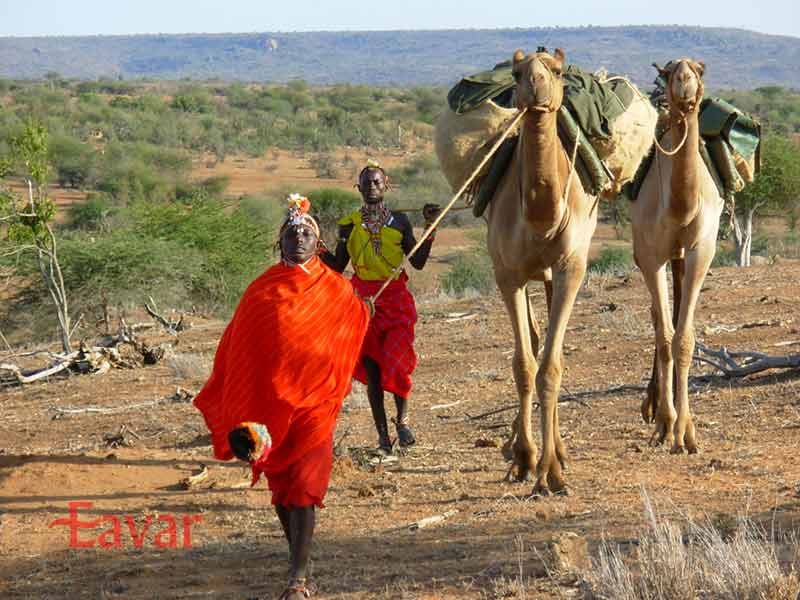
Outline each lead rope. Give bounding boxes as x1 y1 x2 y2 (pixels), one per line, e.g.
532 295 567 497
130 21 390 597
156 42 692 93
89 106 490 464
367 107 529 304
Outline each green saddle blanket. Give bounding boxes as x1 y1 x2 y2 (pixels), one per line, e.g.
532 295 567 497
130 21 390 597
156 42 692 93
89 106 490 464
448 61 635 143
624 95 762 202
448 61 633 198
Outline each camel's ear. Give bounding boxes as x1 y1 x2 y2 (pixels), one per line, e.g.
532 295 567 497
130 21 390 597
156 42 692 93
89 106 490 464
513 49 526 65
694 61 706 78
553 48 566 67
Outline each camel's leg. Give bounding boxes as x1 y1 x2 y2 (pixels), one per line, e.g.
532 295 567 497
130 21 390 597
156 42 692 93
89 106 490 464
671 251 709 454
643 307 659 424
533 271 566 471
642 258 684 423
527 285 543 358
504 278 550 465
543 268 554 315
532 259 585 496
642 264 677 447
501 412 520 464
498 282 538 481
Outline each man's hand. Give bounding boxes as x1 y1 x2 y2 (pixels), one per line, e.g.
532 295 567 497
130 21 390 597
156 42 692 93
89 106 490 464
355 290 376 317
422 203 442 226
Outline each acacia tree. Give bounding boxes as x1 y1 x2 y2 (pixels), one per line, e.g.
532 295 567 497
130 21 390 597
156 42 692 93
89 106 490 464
0 121 73 352
731 135 800 266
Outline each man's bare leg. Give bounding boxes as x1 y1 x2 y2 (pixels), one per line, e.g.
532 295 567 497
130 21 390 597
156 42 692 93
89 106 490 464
363 356 392 452
280 505 316 600
394 394 416 447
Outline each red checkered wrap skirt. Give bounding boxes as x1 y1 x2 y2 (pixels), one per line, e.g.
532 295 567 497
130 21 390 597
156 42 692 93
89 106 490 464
351 272 417 398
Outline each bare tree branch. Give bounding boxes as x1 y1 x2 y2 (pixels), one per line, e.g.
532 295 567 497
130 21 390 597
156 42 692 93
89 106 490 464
144 297 187 334
694 342 800 378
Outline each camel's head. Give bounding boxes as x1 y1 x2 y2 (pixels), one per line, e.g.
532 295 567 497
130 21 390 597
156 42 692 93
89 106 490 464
660 58 705 115
511 48 566 113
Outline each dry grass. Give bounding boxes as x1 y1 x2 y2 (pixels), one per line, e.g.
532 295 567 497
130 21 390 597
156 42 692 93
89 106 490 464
489 535 530 600
585 490 800 600
164 351 212 382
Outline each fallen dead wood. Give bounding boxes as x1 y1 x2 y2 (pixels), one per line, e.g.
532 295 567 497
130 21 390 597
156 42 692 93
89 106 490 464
0 319 174 387
387 464 451 474
406 509 459 531
180 464 209 489
145 297 188 334
1 354 75 384
430 400 463 411
49 387 195 416
694 342 800 378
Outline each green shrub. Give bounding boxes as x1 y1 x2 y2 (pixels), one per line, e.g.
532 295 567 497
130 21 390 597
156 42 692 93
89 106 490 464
48 135 96 188
66 193 115 230
304 187 361 246
129 200 274 310
170 91 213 114
588 245 633 274
309 153 339 179
440 249 495 296
711 244 738 267
59 232 205 309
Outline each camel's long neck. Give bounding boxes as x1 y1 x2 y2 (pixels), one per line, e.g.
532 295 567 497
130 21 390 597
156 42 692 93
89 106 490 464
518 111 565 237
668 110 701 224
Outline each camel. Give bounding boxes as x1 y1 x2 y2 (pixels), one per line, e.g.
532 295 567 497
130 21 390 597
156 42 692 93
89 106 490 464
487 48 598 495
630 58 723 453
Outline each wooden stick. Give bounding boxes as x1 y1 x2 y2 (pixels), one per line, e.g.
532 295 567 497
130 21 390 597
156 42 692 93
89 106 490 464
0 327 12 353
369 108 529 303
391 205 472 214
430 400 463 411
407 509 459 530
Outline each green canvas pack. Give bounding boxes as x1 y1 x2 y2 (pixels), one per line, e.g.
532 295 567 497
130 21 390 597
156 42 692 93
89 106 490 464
447 60 638 201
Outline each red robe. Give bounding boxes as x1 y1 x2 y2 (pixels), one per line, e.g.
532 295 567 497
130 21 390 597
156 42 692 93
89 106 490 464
194 257 369 507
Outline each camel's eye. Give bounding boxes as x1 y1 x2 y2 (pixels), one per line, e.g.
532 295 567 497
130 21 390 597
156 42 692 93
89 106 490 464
553 68 562 77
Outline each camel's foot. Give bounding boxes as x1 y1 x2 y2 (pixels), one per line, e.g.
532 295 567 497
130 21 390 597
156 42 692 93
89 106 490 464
669 443 698 455
670 419 698 455
532 478 569 498
501 436 515 462
555 440 569 472
641 387 657 424
649 412 676 448
531 456 567 497
504 463 533 483
508 442 536 483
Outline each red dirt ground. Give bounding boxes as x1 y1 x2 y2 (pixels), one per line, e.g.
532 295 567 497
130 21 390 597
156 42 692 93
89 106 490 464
2 247 799 598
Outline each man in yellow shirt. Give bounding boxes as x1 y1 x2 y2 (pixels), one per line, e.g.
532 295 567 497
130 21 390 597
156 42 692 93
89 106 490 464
322 161 440 454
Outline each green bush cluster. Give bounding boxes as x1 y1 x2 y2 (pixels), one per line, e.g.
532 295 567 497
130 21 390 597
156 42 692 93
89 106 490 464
57 196 277 315
440 248 495 296
588 245 634 274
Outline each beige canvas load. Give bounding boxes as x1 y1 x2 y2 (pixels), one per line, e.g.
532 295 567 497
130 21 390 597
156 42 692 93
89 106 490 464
434 99 518 195
589 79 658 197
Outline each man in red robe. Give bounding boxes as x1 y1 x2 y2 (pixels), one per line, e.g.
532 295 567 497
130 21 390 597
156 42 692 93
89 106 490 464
194 195 370 599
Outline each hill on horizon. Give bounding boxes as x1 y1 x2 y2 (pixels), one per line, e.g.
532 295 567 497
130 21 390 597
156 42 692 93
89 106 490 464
1 26 799 89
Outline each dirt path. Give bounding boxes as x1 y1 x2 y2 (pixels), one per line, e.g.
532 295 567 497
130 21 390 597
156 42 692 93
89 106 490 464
2 260 800 599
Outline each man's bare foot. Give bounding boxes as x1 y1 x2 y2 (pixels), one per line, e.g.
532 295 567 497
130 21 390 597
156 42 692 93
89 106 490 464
396 423 416 447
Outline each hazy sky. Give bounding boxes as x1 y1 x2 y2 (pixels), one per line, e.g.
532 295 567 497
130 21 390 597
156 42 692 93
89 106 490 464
1 0 798 38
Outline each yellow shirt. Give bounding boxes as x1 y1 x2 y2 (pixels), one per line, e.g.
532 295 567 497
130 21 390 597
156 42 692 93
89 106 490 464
338 210 404 281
